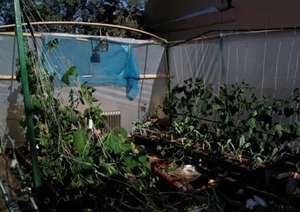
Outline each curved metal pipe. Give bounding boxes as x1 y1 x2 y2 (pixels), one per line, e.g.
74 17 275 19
0 21 168 44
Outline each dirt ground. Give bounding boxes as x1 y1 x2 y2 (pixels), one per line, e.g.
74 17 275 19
0 155 9 212
0 200 7 212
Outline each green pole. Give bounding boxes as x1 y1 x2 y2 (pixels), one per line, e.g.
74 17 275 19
14 0 41 188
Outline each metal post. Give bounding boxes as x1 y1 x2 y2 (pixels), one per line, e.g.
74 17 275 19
14 0 41 188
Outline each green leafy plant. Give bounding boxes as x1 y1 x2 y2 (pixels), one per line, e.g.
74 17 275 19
162 78 300 166
17 50 159 211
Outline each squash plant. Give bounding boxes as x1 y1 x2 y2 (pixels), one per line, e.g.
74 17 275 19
21 56 215 211
14 40 228 211
17 49 152 210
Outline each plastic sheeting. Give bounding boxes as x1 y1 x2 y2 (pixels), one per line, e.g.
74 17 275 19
169 31 300 98
43 35 140 100
0 35 24 142
0 34 166 135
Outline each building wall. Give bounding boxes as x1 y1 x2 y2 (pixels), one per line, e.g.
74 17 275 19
145 0 300 41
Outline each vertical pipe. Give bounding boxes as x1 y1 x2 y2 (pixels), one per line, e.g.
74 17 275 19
165 46 173 121
14 0 41 188
219 33 225 91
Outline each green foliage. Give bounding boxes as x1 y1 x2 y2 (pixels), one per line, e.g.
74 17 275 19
105 128 130 154
0 0 13 25
163 78 300 165
83 106 105 129
73 129 90 157
19 51 154 212
61 66 78 85
0 0 145 38
104 128 150 177
79 84 97 105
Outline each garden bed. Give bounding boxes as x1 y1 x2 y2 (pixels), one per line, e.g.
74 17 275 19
6 48 300 211
132 131 300 210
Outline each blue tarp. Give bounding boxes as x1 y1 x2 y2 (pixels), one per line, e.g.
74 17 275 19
42 35 140 100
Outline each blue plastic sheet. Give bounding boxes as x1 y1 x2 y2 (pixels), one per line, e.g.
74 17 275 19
42 35 140 100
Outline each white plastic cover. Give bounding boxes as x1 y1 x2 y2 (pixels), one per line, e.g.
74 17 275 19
169 31 300 98
0 34 166 141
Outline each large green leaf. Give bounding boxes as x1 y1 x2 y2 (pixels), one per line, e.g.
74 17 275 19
123 156 139 171
274 124 284 137
105 133 123 154
247 118 256 129
239 135 246 147
62 66 78 85
138 155 148 168
295 122 300 136
104 129 132 155
73 129 89 157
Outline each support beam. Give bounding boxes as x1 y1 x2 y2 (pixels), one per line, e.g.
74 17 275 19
14 0 41 189
0 74 169 81
0 21 168 44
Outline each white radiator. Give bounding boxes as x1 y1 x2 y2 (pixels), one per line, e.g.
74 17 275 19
102 111 121 130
